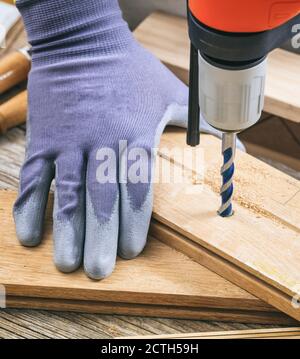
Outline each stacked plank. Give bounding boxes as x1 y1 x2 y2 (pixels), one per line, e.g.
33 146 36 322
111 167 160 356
0 190 294 324
152 129 300 321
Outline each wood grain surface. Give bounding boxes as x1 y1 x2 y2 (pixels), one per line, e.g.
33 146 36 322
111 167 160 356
2 187 295 325
159 129 300 232
152 135 300 321
135 12 300 124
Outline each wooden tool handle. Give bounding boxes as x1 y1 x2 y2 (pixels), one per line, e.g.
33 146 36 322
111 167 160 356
0 90 27 134
0 51 31 95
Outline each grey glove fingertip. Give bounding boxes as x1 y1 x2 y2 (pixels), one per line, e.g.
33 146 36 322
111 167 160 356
53 213 84 273
83 192 119 280
118 185 152 260
14 159 54 247
52 155 85 273
14 198 45 247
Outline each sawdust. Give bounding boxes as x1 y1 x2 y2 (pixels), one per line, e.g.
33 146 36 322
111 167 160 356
158 151 299 232
191 174 203 186
204 167 289 227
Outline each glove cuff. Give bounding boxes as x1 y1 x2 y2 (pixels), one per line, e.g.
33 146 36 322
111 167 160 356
16 0 132 56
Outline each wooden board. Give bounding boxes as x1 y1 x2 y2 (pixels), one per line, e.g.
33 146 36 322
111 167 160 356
240 116 300 173
122 327 300 339
159 129 300 232
1 191 294 324
151 128 300 322
6 296 292 325
135 12 300 124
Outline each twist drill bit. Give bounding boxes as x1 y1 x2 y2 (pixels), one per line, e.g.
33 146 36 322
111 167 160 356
218 132 237 217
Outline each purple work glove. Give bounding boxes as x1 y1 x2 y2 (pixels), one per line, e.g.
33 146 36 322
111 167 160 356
14 0 224 279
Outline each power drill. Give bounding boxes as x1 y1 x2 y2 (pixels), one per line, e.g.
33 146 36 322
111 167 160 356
187 0 300 217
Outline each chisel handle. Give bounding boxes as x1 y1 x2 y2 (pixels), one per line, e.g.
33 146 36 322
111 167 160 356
0 49 31 95
0 90 27 134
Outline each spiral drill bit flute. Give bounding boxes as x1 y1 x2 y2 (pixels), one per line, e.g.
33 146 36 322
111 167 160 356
218 133 236 217
186 1 300 217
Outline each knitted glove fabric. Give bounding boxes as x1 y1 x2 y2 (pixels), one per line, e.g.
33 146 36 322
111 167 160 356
14 0 235 279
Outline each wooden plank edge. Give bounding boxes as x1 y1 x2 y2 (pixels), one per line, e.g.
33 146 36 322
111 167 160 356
150 221 300 323
119 327 300 339
6 296 295 325
243 142 300 172
4 282 275 313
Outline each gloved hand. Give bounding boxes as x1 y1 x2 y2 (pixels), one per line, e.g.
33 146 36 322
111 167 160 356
14 0 229 279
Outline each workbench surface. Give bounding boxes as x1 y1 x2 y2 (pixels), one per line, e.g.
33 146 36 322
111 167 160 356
0 21 285 339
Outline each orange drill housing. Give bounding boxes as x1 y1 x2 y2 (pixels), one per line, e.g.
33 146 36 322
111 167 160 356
189 0 300 32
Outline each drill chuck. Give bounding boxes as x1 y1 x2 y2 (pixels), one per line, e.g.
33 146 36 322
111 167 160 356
198 53 267 133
